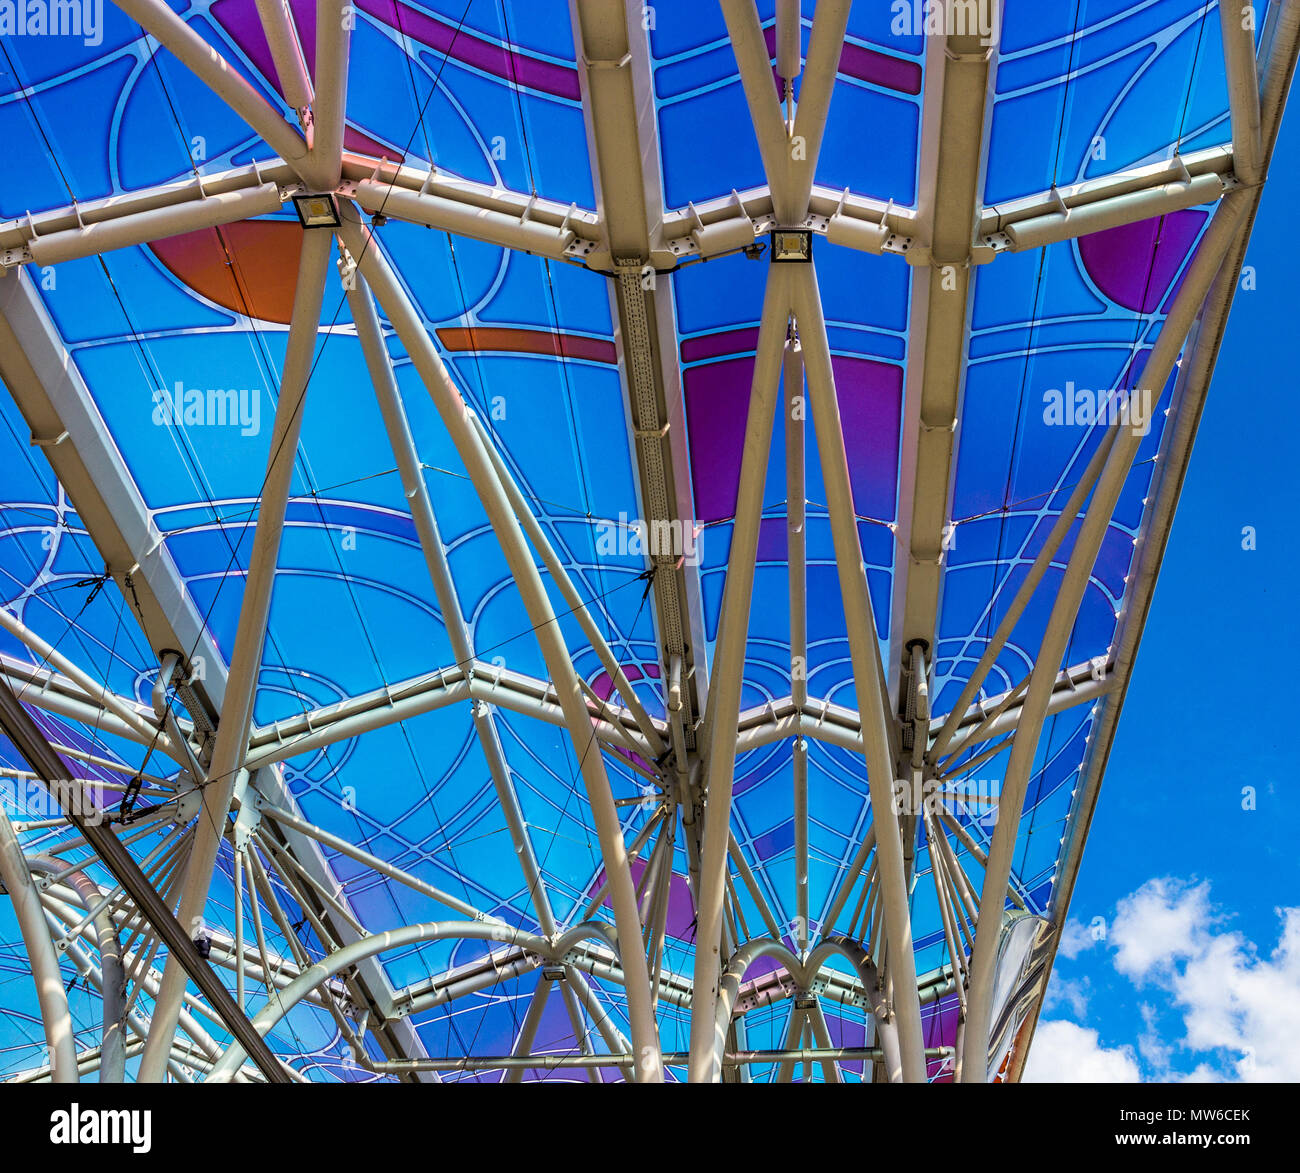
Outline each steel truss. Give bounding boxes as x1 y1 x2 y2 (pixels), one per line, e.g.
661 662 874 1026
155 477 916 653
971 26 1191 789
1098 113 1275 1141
0 0 1295 1084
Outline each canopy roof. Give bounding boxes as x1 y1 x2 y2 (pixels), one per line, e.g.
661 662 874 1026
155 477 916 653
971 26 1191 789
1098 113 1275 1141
0 0 1292 1083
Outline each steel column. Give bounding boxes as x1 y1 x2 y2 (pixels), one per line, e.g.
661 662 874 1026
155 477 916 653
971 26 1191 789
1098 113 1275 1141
28 857 127 1082
345 272 557 935
335 206 663 1081
471 416 667 758
0 807 78 1082
687 267 791 1082
888 14 999 704
786 0 852 220
311 0 350 189
791 263 926 1081
570 0 710 804
139 229 332 1081
254 0 313 112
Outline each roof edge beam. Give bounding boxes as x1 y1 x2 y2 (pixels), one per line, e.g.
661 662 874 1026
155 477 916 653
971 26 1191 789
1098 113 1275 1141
1010 0 1300 1082
960 190 1252 1083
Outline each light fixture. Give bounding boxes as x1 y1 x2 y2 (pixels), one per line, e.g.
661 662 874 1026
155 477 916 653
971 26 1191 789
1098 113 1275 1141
292 192 342 228
769 227 812 263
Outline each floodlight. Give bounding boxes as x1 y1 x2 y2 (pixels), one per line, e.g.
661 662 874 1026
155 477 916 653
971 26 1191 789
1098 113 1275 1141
769 227 813 263
292 192 342 228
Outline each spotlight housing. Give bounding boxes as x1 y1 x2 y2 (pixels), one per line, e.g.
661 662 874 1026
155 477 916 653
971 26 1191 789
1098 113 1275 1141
769 227 813 263
292 192 342 229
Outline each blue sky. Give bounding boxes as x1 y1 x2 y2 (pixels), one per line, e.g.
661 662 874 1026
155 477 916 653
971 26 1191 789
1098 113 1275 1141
1024 106 1300 1081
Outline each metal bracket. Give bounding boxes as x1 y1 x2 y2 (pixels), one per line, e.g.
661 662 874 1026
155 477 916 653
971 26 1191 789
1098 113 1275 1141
232 776 263 849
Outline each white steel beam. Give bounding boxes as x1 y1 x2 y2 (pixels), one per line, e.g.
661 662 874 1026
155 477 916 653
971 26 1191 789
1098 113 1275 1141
960 191 1250 1081
688 267 790 1082
0 157 602 269
689 0 863 1083
0 675 290 1081
243 660 659 770
112 0 323 186
979 144 1234 253
139 230 332 1080
775 0 801 87
791 263 926 1082
719 0 796 220
15 184 285 270
1007 0 1300 1081
0 653 175 753
927 428 1120 759
888 15 999 706
994 172 1226 253
0 143 1243 275
471 414 668 759
0 269 229 719
787 337 809 952
570 0 711 783
0 0 1286 1089
1221 0 1264 186
786 0 852 221
309 1 350 190
0 806 78 1082
937 662 1113 762
0 265 431 1079
346 271 556 935
335 205 663 1081
254 0 313 113
0 608 173 754
206 918 570 1079
504 978 553 1083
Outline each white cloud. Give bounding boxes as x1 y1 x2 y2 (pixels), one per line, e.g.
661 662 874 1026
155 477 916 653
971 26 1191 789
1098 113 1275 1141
1057 918 1098 960
1022 1020 1141 1082
1170 906 1300 1081
1110 877 1212 978
1136 1003 1172 1074
1045 975 1089 1018
1065 877 1300 1081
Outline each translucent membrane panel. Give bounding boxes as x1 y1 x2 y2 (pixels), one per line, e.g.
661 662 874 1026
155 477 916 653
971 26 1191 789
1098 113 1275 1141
0 9 271 218
731 739 875 937
651 1 925 209
936 205 1215 718
344 0 594 207
987 0 1239 205
0 394 164 713
675 245 905 691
